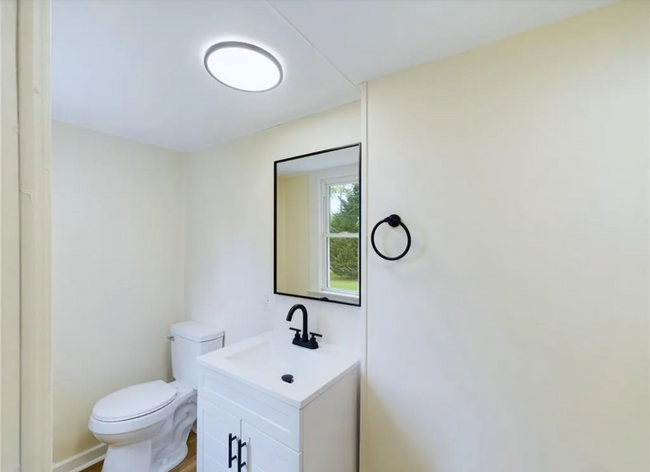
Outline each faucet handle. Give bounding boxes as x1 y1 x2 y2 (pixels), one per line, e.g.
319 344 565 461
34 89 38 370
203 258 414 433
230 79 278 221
309 332 322 344
289 327 301 340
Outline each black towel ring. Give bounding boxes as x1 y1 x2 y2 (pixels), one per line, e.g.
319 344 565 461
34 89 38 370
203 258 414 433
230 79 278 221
371 214 412 261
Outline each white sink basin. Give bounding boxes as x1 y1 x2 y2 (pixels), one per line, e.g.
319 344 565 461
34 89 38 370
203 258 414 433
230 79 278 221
197 331 359 408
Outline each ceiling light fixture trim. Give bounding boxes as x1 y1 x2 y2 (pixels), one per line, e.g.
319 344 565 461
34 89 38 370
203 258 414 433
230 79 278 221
203 41 283 93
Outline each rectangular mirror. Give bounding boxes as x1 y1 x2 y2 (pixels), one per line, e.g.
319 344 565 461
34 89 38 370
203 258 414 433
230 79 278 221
274 144 361 306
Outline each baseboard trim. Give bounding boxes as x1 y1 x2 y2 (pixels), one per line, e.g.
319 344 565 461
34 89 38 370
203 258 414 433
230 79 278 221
52 443 106 472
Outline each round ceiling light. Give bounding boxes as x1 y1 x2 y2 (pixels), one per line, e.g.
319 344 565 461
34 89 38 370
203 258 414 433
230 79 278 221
204 41 283 92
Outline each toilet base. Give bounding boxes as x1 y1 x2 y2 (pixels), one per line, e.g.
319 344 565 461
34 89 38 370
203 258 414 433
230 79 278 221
154 443 188 472
101 430 192 472
102 440 154 472
150 401 196 472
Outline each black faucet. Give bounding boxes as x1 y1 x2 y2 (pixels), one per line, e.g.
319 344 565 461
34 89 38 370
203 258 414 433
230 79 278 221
286 304 322 350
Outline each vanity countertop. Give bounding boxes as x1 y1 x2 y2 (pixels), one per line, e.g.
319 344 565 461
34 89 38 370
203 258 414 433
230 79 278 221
197 330 360 408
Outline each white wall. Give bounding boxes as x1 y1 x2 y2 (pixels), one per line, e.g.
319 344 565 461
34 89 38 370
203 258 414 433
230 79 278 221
184 102 364 353
52 121 186 463
365 2 649 472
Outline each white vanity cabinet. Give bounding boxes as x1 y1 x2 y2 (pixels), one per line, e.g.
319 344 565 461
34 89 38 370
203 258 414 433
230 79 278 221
196 364 359 472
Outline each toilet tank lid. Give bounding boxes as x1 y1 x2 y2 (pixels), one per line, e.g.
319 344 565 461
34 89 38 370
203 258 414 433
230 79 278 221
171 321 224 343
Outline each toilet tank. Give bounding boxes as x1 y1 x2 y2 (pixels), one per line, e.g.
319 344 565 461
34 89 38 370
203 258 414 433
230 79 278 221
170 321 224 389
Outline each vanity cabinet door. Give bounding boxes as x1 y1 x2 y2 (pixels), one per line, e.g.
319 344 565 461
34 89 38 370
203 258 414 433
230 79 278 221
241 422 301 472
198 400 242 472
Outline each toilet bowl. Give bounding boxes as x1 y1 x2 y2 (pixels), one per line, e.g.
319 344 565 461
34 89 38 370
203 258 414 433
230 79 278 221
89 381 195 472
88 321 224 472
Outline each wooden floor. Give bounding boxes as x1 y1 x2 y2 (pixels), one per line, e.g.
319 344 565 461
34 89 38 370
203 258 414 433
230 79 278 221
84 432 196 472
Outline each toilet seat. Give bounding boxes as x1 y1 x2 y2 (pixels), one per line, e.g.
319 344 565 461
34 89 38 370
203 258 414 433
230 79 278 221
89 381 194 436
92 380 177 422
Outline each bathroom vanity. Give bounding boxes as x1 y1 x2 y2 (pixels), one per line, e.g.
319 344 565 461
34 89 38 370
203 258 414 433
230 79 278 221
196 331 360 472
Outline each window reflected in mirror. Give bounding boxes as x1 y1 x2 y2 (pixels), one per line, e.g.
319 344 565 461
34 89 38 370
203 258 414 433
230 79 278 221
274 144 361 306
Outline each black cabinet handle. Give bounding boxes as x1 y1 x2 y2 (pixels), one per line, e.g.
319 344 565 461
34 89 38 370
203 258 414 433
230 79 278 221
238 439 247 471
228 433 237 469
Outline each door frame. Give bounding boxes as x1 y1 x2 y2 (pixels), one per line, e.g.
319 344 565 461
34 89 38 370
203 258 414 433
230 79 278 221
17 0 53 470
1 0 22 470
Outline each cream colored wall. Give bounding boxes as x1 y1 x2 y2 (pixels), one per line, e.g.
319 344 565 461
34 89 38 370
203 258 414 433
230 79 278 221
52 121 186 463
365 2 649 472
184 101 364 352
276 174 310 295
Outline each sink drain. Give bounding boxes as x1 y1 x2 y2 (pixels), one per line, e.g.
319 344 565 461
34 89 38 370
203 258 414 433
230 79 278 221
281 374 294 384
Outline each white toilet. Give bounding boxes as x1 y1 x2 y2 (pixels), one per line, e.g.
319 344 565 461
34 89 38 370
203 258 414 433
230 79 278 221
88 321 224 472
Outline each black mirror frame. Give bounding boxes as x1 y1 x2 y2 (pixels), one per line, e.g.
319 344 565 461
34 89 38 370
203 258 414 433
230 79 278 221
274 143 362 307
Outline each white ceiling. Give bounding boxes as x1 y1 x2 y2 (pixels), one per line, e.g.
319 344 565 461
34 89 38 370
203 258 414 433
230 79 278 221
269 0 620 85
52 0 618 152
